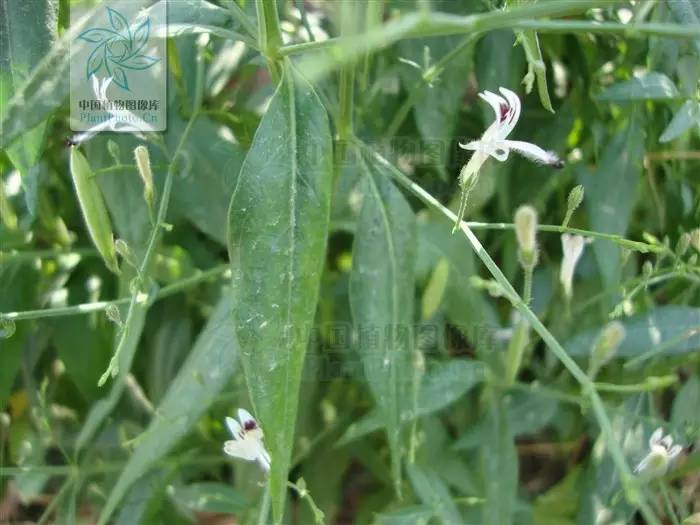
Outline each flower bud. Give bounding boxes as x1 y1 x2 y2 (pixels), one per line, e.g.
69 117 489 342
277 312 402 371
588 321 625 379
560 234 586 298
514 205 538 269
105 304 123 327
134 145 154 211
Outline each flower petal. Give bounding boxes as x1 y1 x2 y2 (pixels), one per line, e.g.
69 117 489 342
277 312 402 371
499 140 563 167
649 427 663 447
478 90 507 120
237 408 257 429
458 140 481 151
225 416 242 437
667 444 682 459
223 439 259 461
498 87 521 137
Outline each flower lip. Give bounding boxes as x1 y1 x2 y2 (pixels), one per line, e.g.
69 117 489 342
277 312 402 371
499 102 509 123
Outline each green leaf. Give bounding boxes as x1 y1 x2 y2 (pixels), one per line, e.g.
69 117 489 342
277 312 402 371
596 72 680 101
226 60 332 522
173 482 249 514
0 0 57 179
170 116 245 245
350 153 417 495
577 115 644 289
421 258 449 320
668 0 700 55
660 100 700 143
532 467 581 525
338 360 486 445
377 505 434 525
407 463 463 525
565 306 700 358
672 376 700 428
98 294 240 524
480 392 518 525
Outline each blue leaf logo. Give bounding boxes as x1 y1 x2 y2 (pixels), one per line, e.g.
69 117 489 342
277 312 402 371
77 7 160 90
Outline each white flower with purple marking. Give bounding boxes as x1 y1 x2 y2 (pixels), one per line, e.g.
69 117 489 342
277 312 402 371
454 87 563 228
634 427 682 479
223 408 271 473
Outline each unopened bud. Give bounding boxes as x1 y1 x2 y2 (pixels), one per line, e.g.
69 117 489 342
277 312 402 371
588 321 625 379
105 304 123 327
52 359 66 377
560 234 586 298
0 412 10 429
514 205 538 269
134 145 154 209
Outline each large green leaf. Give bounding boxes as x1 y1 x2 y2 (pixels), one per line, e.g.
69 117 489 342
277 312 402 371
338 359 485 445
577 115 644 289
660 100 700 143
0 0 56 202
565 306 700 358
596 72 679 101
226 60 332 522
480 392 518 525
407 463 463 525
350 153 417 495
98 293 240 524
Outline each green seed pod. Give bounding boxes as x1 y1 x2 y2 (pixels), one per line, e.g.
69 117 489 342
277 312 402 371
69 148 120 274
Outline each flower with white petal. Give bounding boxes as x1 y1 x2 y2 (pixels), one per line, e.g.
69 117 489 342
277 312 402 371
560 234 587 298
454 87 563 228
634 427 682 479
223 408 271 473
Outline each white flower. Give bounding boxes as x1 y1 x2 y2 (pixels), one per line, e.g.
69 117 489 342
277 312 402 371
458 87 563 185
223 408 271 473
634 427 682 479
560 234 587 298
453 87 563 228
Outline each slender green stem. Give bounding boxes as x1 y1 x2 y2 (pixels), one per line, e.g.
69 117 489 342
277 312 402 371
594 375 678 393
0 264 229 322
97 116 200 386
0 247 98 263
659 482 681 525
278 4 699 60
465 221 662 253
256 0 283 82
257 484 271 525
356 139 660 525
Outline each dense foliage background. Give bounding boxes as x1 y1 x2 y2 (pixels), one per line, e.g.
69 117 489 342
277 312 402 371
1 0 699 524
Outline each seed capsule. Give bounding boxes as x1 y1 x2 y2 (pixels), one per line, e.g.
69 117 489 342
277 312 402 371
69 148 120 274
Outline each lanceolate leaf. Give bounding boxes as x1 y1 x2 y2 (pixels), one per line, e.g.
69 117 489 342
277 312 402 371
350 152 417 496
0 0 56 185
577 114 644 290
227 60 332 522
97 294 240 524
